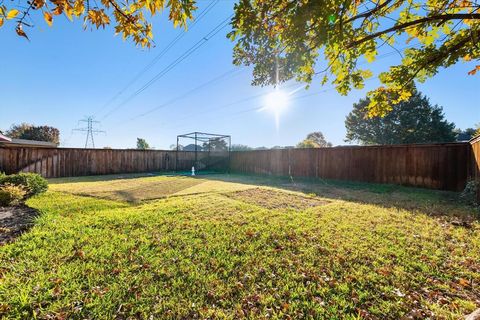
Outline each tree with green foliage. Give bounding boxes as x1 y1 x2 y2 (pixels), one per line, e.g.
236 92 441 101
6 123 60 144
203 138 228 151
136 138 150 150
455 127 479 141
229 0 480 117
297 131 332 148
345 91 456 145
231 144 253 151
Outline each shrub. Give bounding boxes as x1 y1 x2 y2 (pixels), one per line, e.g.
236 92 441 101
0 173 48 196
460 180 479 208
0 184 27 206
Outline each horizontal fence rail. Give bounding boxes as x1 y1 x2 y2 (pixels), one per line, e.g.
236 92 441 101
0 142 476 192
230 143 471 191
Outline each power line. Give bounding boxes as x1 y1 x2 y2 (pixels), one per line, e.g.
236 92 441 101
122 68 243 123
60 131 74 147
106 38 430 132
160 81 301 129
73 116 106 148
101 12 410 124
161 42 435 130
95 0 220 117
216 78 382 123
166 76 381 132
101 14 233 121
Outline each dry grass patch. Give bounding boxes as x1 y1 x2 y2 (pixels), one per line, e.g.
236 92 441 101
50 175 205 202
227 188 328 210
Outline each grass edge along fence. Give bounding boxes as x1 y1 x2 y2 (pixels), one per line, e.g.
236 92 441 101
0 141 478 193
229 142 472 192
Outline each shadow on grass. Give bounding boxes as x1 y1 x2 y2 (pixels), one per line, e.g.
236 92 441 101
48 172 169 185
48 171 476 221
201 173 477 221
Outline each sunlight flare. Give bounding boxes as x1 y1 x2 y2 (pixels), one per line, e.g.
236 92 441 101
265 89 289 113
262 88 290 130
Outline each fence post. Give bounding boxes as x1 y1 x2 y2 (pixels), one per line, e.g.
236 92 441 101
469 136 480 202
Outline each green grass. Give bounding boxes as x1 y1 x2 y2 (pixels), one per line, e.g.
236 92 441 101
0 174 479 319
48 174 254 203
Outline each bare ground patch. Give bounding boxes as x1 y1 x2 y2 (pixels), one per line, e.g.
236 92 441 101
0 206 39 245
227 188 328 210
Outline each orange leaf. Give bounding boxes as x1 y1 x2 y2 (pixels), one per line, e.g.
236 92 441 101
15 24 29 41
468 65 480 76
53 6 63 15
459 278 470 287
44 11 53 26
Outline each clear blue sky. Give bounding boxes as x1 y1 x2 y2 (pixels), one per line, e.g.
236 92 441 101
1 1 479 149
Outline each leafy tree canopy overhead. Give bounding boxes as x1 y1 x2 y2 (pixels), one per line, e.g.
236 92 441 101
0 0 195 46
297 131 333 148
229 0 480 117
6 123 60 144
345 91 457 145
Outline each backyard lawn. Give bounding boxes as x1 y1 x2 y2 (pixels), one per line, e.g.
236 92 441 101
0 173 479 319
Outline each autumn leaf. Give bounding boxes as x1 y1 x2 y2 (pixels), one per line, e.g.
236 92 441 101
73 0 85 15
15 24 29 41
44 11 53 26
75 249 85 259
467 65 480 76
52 6 63 16
458 278 470 287
7 9 19 20
32 0 45 9
0 18 4 28
64 5 74 21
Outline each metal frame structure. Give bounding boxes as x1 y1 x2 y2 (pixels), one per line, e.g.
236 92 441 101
176 132 231 173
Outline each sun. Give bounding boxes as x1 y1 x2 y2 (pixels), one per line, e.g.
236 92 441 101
262 88 290 130
265 89 289 113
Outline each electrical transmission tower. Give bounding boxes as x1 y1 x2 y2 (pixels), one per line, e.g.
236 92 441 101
73 116 106 148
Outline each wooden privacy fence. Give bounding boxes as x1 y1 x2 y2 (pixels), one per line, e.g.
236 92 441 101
0 148 204 178
230 143 471 191
0 142 478 193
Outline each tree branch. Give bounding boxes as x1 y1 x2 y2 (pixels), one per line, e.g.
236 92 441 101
107 0 134 22
345 0 394 24
402 30 479 86
348 13 480 48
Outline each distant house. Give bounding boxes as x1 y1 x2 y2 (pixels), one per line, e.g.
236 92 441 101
0 133 57 148
0 133 11 143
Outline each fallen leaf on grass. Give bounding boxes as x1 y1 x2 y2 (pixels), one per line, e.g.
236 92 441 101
459 278 470 287
393 288 405 297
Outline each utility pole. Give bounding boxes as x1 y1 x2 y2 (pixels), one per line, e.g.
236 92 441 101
73 116 105 148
